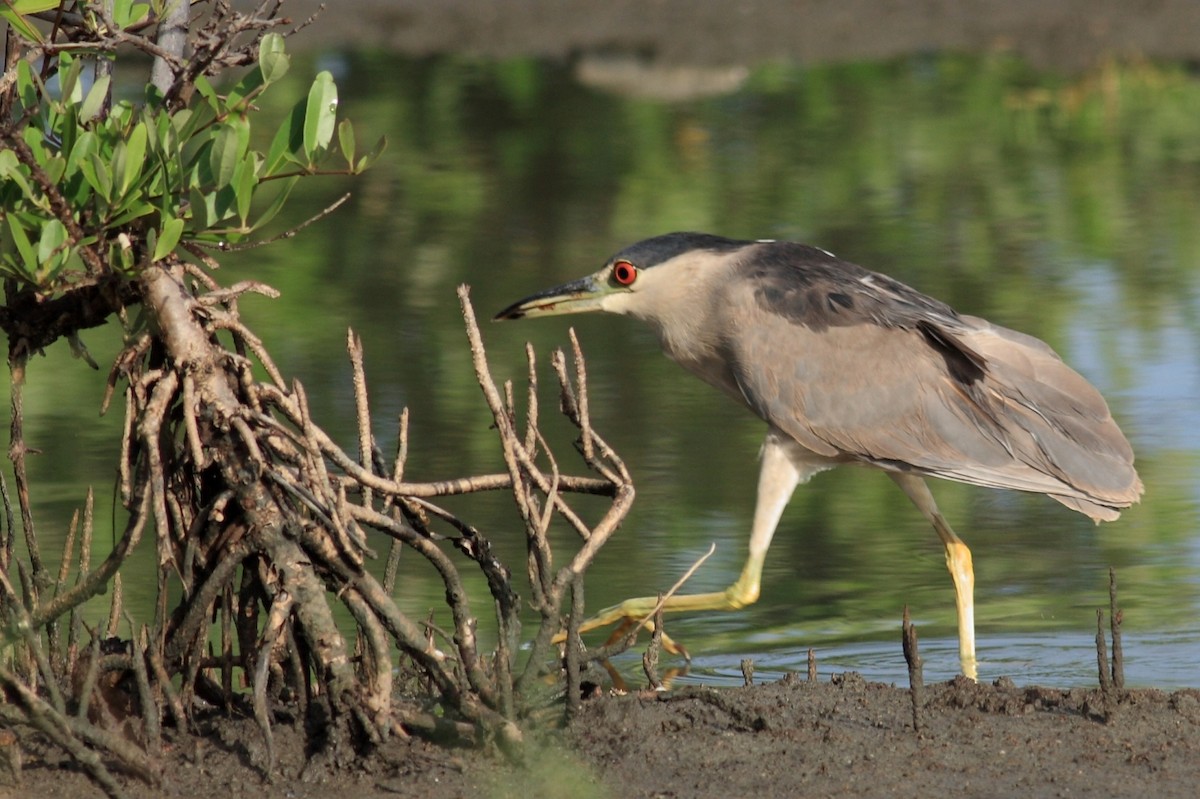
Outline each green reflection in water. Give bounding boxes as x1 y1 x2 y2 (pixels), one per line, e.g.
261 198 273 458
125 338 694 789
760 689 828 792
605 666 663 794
9 52 1199 685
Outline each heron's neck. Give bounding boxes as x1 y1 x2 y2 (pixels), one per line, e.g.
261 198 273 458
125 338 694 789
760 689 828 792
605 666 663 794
607 261 730 378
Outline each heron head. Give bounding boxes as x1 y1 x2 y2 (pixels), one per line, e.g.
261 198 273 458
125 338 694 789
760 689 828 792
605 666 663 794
493 232 749 321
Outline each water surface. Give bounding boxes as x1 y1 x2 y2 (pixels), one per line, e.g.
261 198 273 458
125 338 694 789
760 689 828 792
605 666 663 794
13 52 1200 688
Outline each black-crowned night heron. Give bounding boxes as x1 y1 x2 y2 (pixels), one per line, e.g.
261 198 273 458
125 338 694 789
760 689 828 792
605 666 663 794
495 232 1143 678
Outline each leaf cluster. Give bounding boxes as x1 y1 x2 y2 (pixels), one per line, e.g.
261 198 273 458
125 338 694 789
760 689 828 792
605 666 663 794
0 27 384 296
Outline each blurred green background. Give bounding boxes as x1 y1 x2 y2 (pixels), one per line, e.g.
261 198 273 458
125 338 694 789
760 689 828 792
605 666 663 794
10 49 1199 687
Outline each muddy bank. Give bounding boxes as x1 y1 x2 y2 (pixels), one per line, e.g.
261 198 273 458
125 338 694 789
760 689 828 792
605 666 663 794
285 0 1200 70
18 674 1200 798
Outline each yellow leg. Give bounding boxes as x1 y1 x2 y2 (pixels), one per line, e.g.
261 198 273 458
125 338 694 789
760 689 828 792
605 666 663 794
560 432 814 657
889 472 978 680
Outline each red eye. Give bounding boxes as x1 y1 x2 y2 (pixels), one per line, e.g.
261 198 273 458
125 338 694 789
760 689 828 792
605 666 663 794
612 260 637 286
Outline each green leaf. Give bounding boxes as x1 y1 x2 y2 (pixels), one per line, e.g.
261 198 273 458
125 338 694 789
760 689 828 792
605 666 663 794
209 123 242 189
234 156 258 224
194 75 220 111
5 215 38 276
264 99 306 175
111 0 151 28
43 155 66 186
85 152 113 200
259 33 289 84
248 176 298 232
121 120 148 196
106 200 154 227
11 0 63 12
58 56 85 106
15 61 41 109
356 135 388 172
0 8 44 43
79 74 111 121
227 68 264 109
337 118 356 168
212 185 237 223
189 187 214 231
36 218 67 266
65 131 98 174
0 149 34 198
302 71 338 162
153 217 184 261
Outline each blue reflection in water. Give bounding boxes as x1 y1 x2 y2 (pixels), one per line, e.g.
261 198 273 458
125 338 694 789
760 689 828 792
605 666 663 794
668 629 1200 689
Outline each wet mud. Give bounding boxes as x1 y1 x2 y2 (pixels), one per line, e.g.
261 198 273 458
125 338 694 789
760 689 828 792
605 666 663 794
18 674 1200 798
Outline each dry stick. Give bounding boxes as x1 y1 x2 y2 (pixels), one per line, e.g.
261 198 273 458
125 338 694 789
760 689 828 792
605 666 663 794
139 371 181 580
523 342 540 454
1095 608 1112 693
552 348 619 487
381 409 411 590
807 648 817 682
272 388 604 494
293 381 361 566
54 508 79 592
75 630 104 722
118 386 136 504
565 576 585 721
106 574 123 637
344 503 496 707
341 587 392 741
162 539 249 666
253 590 294 778
348 329 374 509
472 339 546 546
740 658 754 687
285 407 613 499
552 479 635 605
101 333 153 414
221 584 234 708
207 317 288 389
520 349 557 607
526 427 561 607
353 575 519 742
49 507 80 666
902 605 923 733
283 626 309 718
204 193 352 252
1109 567 1124 691
459 287 602 679
148 645 188 734
14 560 38 679
384 407 411 507
181 260 222 292
643 600 665 691
0 471 16 572
128 621 160 755
8 354 47 584
1 565 65 712
68 489 95 677
568 329 595 462
195 279 280 306
181 374 207 468
456 287 608 531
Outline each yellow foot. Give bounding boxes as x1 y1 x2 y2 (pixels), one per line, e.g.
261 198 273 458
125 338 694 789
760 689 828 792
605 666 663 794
552 590 701 661
552 614 691 660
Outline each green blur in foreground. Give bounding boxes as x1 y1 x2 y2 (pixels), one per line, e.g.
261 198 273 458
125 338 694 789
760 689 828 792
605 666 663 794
13 52 1200 684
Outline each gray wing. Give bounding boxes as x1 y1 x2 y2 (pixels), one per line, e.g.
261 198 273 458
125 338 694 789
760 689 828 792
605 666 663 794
714 278 1144 521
